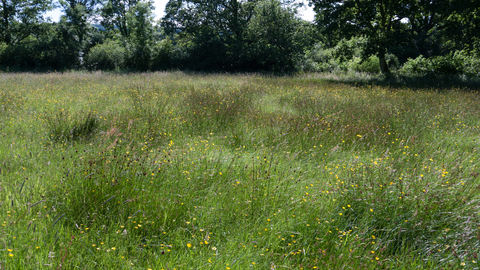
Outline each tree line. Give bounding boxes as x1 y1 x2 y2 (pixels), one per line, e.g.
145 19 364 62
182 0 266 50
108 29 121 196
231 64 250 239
0 0 479 74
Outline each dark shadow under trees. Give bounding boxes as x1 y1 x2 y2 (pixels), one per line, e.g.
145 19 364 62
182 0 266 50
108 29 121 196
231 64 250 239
319 72 480 92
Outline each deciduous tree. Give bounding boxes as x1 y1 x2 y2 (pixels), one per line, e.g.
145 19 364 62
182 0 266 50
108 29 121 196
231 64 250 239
310 0 407 73
245 0 312 71
310 0 480 73
0 0 53 45
162 0 258 70
101 0 138 37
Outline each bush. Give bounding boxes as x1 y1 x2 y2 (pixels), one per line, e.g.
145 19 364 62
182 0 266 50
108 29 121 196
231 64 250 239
0 39 38 68
125 41 152 71
455 50 480 78
431 53 463 74
400 51 480 77
400 55 434 74
300 37 398 73
385 53 400 70
333 37 367 64
151 38 174 70
0 42 7 62
301 42 337 72
85 39 126 70
349 55 381 73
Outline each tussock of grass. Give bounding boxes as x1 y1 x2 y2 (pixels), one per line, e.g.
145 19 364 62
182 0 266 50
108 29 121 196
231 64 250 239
0 72 479 269
45 111 99 143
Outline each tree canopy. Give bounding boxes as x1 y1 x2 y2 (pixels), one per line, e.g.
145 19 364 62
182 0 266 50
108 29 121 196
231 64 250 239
0 0 478 74
161 0 259 70
310 0 480 73
0 0 53 45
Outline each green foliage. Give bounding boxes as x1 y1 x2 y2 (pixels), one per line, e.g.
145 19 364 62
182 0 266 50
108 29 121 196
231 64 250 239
59 0 95 46
385 53 400 71
309 0 480 74
431 54 464 75
0 20 92 70
300 42 336 72
0 0 54 45
300 37 399 73
244 0 306 72
400 51 480 77
161 0 245 70
96 0 156 70
310 0 406 73
101 0 138 37
44 19 84 68
461 52 480 78
407 0 480 58
0 0 478 73
161 0 310 72
85 39 126 70
125 0 155 71
349 55 381 73
151 38 174 70
333 37 367 64
401 55 433 74
0 38 38 68
162 0 256 42
0 42 6 57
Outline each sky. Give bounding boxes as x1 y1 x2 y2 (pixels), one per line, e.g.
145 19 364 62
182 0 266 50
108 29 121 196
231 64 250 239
45 0 315 23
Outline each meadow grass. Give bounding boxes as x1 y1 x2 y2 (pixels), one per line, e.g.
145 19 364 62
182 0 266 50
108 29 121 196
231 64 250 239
0 71 479 269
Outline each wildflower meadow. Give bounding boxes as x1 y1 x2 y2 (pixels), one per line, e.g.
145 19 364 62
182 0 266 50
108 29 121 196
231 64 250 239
1 72 479 269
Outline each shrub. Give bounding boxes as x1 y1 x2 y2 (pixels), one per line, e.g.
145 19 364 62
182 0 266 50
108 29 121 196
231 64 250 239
300 37 398 73
85 39 126 70
151 38 174 70
126 41 152 71
0 42 7 63
400 55 434 74
430 53 463 74
400 51 479 77
0 39 38 68
333 37 368 64
301 42 337 72
455 50 480 78
349 55 381 73
385 53 400 70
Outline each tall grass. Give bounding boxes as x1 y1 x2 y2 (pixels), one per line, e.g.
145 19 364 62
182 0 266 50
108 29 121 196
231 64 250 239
0 72 479 269
45 111 99 142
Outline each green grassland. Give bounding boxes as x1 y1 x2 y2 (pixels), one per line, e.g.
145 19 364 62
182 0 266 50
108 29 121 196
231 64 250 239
1 72 479 269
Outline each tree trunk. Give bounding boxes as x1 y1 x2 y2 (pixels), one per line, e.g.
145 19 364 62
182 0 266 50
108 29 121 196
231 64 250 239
378 41 390 74
379 55 390 74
